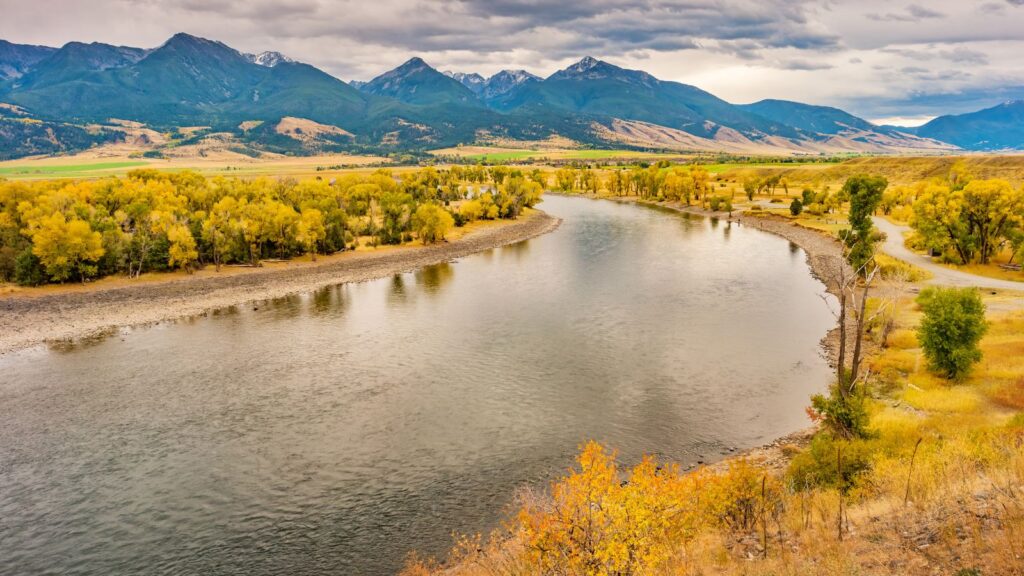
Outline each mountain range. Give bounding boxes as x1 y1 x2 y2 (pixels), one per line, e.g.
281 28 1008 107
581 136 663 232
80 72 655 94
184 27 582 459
0 33 1018 160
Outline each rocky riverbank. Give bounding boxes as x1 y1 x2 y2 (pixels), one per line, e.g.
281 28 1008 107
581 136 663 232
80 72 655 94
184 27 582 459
0 210 561 355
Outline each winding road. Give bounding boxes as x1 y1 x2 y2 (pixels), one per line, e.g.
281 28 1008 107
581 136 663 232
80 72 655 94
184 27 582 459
875 218 1024 292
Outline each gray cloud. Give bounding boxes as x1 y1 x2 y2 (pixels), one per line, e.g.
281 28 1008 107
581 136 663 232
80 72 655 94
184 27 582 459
1 0 1022 121
776 59 834 71
868 4 946 22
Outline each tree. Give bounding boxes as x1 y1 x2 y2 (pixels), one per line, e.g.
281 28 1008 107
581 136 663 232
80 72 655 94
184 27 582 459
165 222 198 272
916 287 988 380
789 198 803 216
840 174 887 274
840 175 887 385
296 208 325 260
203 196 239 271
29 211 104 282
378 191 414 244
911 179 1024 265
459 199 483 222
743 177 757 201
960 179 1024 264
412 204 454 244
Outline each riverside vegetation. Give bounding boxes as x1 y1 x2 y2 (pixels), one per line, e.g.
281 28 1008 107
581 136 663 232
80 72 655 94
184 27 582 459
0 165 542 285
550 157 1024 277
405 164 1024 575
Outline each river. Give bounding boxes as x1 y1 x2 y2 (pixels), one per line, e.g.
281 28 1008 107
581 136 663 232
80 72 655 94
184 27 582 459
0 195 835 575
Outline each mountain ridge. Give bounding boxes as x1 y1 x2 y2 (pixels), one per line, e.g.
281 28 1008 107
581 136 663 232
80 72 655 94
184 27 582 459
0 34 1007 159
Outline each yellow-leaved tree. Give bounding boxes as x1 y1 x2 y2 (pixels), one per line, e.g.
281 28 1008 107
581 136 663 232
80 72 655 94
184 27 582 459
30 211 104 282
296 208 325 261
412 204 453 244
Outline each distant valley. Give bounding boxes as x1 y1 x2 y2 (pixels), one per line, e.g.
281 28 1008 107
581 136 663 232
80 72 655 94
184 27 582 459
0 33 1020 161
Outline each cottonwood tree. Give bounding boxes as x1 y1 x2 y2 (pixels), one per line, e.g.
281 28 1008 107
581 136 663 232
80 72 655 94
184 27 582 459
29 211 105 282
911 179 1024 265
811 175 888 439
296 208 325 261
412 204 453 244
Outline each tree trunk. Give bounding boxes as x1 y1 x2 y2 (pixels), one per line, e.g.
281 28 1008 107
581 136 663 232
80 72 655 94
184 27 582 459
850 279 872 387
836 287 848 398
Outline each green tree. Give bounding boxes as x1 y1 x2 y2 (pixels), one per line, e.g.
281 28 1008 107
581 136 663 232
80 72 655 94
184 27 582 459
840 174 887 274
916 287 988 380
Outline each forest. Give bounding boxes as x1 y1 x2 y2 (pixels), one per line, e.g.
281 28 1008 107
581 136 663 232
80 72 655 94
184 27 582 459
0 165 543 285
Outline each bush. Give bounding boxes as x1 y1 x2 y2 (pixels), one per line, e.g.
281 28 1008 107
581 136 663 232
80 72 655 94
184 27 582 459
14 248 47 286
787 433 874 492
789 198 803 216
916 287 988 380
809 383 872 439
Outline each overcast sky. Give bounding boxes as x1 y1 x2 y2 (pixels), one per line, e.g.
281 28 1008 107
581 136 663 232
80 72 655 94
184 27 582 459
4 0 1024 125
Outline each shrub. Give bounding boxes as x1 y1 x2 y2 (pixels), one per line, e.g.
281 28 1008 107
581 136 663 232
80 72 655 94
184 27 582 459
513 442 781 574
916 287 988 380
787 433 874 492
14 248 47 286
809 384 872 439
790 198 803 216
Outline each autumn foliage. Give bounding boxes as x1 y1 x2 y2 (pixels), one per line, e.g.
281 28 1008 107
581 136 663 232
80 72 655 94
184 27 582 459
0 166 543 284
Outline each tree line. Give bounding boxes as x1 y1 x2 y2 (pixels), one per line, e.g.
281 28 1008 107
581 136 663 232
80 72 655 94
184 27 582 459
0 167 542 285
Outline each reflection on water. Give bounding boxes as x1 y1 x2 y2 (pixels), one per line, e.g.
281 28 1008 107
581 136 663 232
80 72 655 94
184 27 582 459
415 262 455 292
0 196 835 576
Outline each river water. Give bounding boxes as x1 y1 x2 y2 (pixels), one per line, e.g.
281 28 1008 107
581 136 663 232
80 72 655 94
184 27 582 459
0 195 835 575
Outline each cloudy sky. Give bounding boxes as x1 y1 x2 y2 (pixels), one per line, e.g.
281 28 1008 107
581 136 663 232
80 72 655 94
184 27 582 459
4 0 1024 125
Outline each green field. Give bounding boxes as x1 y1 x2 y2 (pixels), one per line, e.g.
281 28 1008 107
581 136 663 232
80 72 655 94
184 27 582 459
0 161 149 178
460 149 684 162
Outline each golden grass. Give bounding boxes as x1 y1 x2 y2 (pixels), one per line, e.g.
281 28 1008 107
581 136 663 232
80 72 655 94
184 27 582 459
875 253 933 282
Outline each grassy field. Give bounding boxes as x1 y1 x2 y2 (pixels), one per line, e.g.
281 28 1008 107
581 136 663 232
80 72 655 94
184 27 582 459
0 154 390 180
0 161 148 178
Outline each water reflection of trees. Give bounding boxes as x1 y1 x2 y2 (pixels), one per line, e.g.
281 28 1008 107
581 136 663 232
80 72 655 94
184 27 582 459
311 284 348 315
388 273 408 306
415 262 455 292
500 239 531 262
